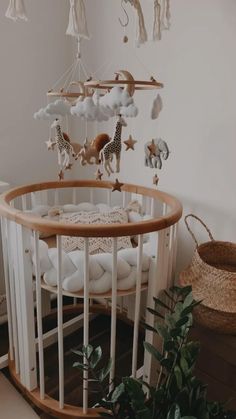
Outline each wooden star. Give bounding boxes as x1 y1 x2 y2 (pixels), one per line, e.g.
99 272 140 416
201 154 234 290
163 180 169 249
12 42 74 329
123 135 137 151
147 139 157 157
112 178 124 192
65 163 73 171
153 174 159 186
58 170 64 181
45 138 56 151
95 169 103 180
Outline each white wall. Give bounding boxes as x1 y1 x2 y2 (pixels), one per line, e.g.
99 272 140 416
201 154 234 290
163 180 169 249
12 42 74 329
74 0 236 272
0 0 72 185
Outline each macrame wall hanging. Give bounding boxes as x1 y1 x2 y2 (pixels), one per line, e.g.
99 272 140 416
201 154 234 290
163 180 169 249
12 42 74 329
4 0 171 45
66 0 90 40
5 0 27 21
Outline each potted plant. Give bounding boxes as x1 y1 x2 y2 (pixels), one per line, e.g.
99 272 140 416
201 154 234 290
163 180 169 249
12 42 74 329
73 286 235 419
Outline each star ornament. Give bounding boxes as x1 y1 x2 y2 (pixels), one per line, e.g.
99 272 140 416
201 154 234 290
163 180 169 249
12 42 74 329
147 139 157 157
153 173 159 186
95 169 103 180
123 135 137 151
112 178 124 192
45 138 56 151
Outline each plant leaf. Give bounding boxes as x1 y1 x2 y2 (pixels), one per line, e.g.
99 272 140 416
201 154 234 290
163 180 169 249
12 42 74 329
143 342 162 362
90 346 102 369
167 404 181 419
98 358 112 382
147 307 164 319
153 297 171 311
111 382 125 403
174 366 182 390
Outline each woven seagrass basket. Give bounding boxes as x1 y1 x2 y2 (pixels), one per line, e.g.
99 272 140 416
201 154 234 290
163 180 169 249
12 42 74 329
179 214 236 335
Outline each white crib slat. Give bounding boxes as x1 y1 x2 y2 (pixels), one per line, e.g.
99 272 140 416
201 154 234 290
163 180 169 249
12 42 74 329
34 231 45 400
143 228 170 385
7 220 19 372
83 238 89 414
90 188 94 204
1 218 13 360
163 202 167 216
171 222 178 284
132 234 143 377
54 189 59 206
11 222 26 384
107 189 111 207
16 224 37 390
109 237 118 392
57 235 64 409
21 195 27 211
122 191 131 208
151 197 155 217
72 188 77 204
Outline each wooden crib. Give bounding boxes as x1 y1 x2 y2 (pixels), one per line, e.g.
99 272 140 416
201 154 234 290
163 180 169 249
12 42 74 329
0 180 182 418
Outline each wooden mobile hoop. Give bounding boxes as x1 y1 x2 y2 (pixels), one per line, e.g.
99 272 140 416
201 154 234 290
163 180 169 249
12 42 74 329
84 77 164 92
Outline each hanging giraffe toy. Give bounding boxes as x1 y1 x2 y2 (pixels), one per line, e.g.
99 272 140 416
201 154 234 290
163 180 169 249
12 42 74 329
50 119 75 179
102 115 127 176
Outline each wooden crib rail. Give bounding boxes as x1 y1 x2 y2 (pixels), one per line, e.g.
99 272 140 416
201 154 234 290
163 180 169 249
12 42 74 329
0 180 182 237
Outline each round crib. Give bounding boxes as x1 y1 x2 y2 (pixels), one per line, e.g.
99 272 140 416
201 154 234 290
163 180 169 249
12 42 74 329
0 180 182 418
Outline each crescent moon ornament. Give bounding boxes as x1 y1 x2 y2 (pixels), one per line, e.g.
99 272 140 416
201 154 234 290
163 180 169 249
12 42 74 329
70 81 86 102
115 70 135 97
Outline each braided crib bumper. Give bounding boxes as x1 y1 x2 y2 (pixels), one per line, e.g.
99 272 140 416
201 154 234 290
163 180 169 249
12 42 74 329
31 238 151 294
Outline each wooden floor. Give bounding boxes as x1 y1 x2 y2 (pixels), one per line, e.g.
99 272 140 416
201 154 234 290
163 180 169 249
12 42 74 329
1 312 236 418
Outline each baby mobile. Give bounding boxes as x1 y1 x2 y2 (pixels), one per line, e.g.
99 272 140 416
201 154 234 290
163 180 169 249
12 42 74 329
5 0 171 189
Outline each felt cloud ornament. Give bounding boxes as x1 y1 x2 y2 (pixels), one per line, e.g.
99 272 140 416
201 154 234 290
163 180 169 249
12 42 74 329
5 0 28 21
66 0 90 39
71 96 109 121
100 87 133 111
120 103 139 118
34 99 71 120
92 91 112 120
151 94 163 119
46 99 71 117
34 108 52 120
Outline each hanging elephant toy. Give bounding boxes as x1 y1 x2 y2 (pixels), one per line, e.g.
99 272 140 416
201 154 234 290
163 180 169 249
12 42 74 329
144 138 169 169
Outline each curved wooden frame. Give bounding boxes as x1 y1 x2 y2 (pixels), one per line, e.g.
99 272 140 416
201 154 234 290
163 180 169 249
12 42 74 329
8 304 144 419
84 79 164 91
0 180 182 237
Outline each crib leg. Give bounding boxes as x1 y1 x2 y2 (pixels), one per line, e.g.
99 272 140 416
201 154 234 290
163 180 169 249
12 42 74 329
143 227 170 386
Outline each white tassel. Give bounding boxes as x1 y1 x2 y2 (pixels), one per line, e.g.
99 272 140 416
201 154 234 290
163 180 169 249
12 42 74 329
5 0 28 21
160 0 171 30
66 0 90 39
153 0 161 41
133 0 148 46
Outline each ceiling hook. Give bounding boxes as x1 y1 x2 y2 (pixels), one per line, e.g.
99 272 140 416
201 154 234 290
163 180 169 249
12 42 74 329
119 0 129 28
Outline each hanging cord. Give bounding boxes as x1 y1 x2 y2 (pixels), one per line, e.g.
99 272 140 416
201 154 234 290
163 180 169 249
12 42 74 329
51 60 77 91
119 0 129 27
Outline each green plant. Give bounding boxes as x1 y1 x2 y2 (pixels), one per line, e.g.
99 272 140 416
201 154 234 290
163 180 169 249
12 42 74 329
73 286 235 419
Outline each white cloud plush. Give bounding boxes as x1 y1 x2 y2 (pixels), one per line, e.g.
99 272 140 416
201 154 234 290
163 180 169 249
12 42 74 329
33 108 52 120
99 86 133 111
46 99 71 116
34 99 71 120
71 96 109 121
120 103 139 118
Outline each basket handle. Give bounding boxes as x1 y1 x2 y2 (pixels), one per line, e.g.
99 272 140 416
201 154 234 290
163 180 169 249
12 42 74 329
184 214 214 246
